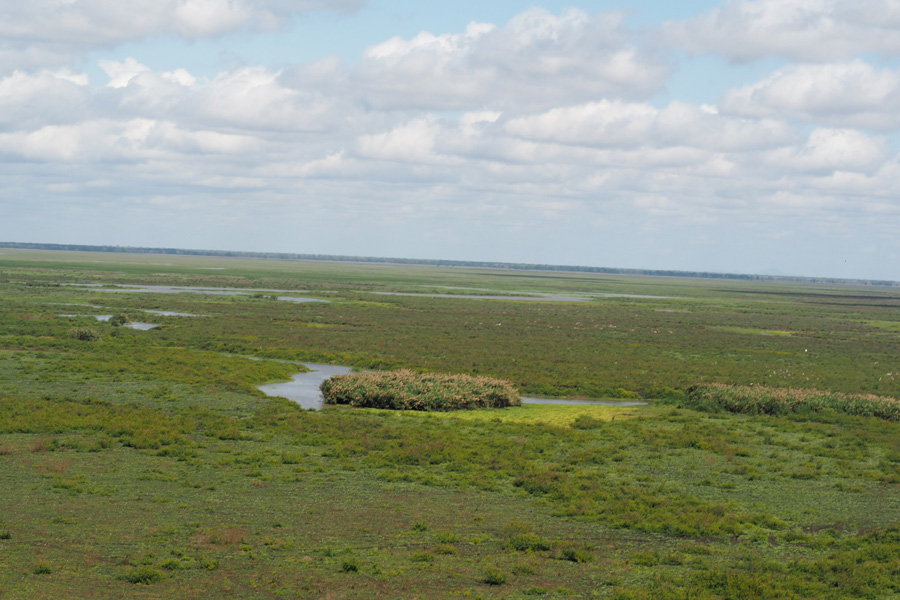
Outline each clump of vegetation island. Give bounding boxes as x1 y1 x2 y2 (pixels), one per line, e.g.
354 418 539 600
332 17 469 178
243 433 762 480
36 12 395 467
675 382 900 420
320 370 520 410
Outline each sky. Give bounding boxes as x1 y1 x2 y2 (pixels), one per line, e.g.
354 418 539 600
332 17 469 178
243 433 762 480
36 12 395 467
2 0 900 280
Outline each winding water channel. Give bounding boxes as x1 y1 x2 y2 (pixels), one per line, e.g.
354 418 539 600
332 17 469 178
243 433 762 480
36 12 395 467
257 364 647 410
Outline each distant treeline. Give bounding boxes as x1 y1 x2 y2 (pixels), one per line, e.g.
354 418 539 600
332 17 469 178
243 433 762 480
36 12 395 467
2 241 897 287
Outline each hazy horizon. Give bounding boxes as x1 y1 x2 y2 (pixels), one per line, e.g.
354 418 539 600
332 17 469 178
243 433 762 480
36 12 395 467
5 241 899 283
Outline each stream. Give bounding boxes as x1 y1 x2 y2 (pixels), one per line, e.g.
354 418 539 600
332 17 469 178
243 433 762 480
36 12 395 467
257 364 647 409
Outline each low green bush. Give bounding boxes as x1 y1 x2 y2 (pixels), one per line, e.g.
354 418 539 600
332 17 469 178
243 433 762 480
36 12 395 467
340 558 359 573
119 566 164 584
507 532 551 552
70 327 99 341
482 566 508 585
320 370 520 411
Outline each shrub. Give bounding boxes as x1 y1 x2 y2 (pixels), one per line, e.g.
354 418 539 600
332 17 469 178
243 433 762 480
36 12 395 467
507 532 551 552
570 415 605 429
482 566 508 585
410 551 435 563
523 586 548 596
340 558 359 573
321 370 520 411
70 327 99 341
119 566 163 584
672 383 900 421
435 531 459 543
109 313 129 327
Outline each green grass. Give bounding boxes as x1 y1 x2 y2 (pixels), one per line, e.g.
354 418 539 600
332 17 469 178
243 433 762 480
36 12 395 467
1 248 900 598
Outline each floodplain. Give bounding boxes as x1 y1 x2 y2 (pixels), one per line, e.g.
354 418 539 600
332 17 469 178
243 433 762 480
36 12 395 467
1 248 899 599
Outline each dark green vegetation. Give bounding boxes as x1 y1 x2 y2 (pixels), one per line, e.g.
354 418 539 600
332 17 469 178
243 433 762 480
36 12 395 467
1 248 899 599
321 370 520 410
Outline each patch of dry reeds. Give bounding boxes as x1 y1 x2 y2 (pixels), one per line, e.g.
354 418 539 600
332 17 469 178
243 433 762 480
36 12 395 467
321 369 520 411
684 383 900 421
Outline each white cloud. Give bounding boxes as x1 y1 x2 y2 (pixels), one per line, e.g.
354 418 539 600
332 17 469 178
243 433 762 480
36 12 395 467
0 118 258 162
722 60 900 130
0 69 93 129
357 117 462 165
4 5 900 279
662 0 900 61
763 128 890 174
0 0 362 72
173 0 254 38
161 68 197 87
505 101 656 147
352 8 668 111
504 100 797 152
187 67 341 132
100 57 151 88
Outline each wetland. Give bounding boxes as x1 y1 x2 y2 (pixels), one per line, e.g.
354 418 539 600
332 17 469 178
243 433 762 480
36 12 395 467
1 248 899 599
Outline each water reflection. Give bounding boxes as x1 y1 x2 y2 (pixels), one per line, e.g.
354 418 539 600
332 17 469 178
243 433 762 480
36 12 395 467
257 363 353 410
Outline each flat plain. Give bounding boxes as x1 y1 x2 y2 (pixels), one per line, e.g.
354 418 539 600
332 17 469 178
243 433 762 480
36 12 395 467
1 249 899 599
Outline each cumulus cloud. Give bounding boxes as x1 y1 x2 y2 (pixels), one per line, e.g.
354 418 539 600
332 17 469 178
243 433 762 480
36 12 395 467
0 0 362 72
762 128 890 174
346 8 668 110
0 69 92 129
504 100 797 152
4 5 900 278
0 118 258 162
721 61 900 130
661 0 900 61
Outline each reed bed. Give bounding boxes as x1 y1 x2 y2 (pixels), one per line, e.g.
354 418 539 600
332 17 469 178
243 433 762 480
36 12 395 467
320 369 520 411
682 382 900 420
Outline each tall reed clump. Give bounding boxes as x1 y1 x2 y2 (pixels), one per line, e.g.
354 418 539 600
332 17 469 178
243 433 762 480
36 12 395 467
320 370 520 411
677 383 900 421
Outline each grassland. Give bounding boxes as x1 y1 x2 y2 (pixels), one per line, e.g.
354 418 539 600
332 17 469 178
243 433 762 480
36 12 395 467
1 248 899 599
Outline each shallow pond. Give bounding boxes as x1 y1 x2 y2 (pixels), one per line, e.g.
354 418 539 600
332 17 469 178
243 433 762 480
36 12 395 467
59 314 159 329
257 364 646 409
59 315 159 331
257 363 353 410
373 292 593 302
372 291 678 302
67 284 329 304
